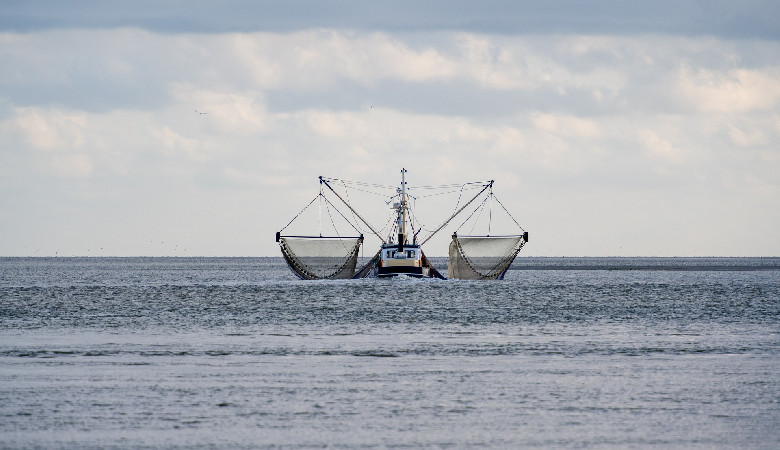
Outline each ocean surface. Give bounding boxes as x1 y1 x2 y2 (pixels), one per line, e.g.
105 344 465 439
1 257 778 449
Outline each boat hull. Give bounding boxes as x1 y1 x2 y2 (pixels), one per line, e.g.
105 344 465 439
377 265 425 278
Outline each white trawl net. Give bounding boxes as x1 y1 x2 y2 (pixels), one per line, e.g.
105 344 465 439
448 235 525 280
279 237 362 280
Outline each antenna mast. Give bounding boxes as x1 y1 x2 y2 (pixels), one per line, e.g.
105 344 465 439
396 168 408 246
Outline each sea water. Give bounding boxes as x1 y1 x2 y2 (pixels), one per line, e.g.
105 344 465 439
1 257 778 448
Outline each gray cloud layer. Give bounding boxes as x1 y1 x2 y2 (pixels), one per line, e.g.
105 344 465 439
3 0 779 38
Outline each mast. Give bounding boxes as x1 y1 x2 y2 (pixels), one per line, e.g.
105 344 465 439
396 168 408 246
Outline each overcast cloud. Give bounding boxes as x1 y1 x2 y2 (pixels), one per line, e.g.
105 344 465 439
1 1 778 256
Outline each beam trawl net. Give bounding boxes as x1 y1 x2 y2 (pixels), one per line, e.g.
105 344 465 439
448 235 526 280
279 236 362 280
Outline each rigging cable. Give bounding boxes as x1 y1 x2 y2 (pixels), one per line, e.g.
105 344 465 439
492 194 526 232
279 194 321 234
411 184 485 199
454 196 489 234
318 187 323 236
408 181 491 190
321 195 364 235
338 179 366 235
320 177 397 190
323 200 350 251
322 177 491 192
488 186 493 236
467 198 489 235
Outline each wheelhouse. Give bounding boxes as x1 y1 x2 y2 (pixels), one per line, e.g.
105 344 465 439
377 243 425 278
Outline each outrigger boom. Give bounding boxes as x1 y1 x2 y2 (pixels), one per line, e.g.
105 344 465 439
418 181 493 247
319 176 387 244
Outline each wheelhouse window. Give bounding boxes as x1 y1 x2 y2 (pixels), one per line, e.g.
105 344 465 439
383 248 418 259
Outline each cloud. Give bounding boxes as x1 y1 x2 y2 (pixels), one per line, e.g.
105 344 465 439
0 27 778 256
675 66 780 113
14 107 87 151
531 113 602 139
169 84 270 134
638 129 685 165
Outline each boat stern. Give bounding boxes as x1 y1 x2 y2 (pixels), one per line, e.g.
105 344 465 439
377 245 427 278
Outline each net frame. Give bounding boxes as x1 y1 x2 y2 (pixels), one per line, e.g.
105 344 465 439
279 235 363 280
448 234 527 280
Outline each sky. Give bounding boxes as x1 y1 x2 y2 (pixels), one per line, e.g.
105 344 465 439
1 1 779 257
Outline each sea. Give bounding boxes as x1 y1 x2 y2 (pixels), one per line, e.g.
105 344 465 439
1 257 778 449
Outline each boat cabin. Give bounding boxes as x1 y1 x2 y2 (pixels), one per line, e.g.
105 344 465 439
377 243 428 277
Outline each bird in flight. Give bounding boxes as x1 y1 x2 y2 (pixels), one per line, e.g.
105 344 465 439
195 108 207 115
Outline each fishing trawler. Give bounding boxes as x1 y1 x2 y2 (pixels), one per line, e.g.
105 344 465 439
276 169 528 280
376 169 431 278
